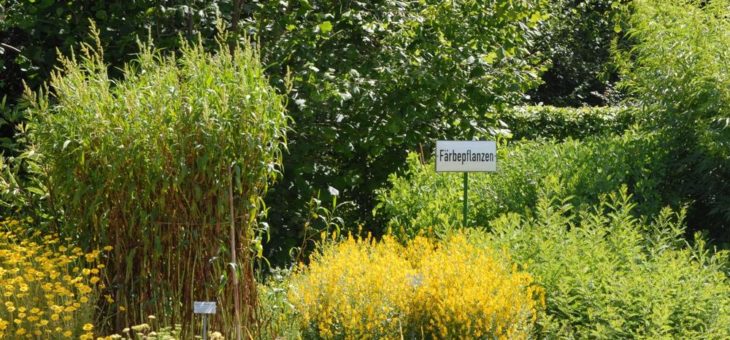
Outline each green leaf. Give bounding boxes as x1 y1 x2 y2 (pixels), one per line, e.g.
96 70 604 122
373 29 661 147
26 187 46 196
613 23 622 33
319 21 333 34
529 12 542 24
483 52 497 64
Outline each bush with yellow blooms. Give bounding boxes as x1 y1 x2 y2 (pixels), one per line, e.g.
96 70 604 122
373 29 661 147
287 232 544 339
0 219 107 339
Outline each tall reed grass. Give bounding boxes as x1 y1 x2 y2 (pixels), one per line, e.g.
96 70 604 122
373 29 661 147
24 25 288 337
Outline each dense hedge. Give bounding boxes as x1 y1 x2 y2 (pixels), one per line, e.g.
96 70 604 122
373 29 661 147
503 105 635 141
528 0 626 106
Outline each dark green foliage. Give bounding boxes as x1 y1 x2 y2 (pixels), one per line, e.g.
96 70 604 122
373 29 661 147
503 105 635 140
0 95 51 225
0 96 25 154
22 30 287 335
0 0 227 89
530 0 627 106
244 0 549 261
471 188 730 338
376 129 669 239
620 0 730 241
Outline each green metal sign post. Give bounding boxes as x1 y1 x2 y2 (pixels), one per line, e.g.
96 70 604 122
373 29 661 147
435 140 496 228
463 172 468 227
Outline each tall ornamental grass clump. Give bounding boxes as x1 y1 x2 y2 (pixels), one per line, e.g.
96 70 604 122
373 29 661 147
23 28 288 336
287 232 544 339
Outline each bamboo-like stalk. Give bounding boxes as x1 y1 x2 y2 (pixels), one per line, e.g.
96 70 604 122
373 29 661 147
229 165 243 340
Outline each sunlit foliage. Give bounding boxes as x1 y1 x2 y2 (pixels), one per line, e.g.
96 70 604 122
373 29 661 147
22 27 288 336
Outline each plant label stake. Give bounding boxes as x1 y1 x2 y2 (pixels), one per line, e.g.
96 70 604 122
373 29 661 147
435 141 497 227
194 301 217 340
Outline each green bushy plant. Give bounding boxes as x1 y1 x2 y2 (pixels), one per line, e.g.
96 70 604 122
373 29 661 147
20 27 288 336
471 186 730 338
256 268 302 340
503 105 635 141
619 0 730 240
376 129 669 239
266 186 730 338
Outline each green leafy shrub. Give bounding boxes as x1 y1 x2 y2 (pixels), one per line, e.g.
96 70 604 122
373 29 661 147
256 268 302 340
22 29 287 336
473 187 730 338
619 0 730 240
376 130 669 239
503 105 635 141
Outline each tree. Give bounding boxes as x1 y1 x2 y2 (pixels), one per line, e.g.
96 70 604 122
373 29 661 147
244 0 549 262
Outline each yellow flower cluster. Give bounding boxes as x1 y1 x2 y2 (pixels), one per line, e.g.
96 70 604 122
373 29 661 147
0 220 107 339
288 232 544 339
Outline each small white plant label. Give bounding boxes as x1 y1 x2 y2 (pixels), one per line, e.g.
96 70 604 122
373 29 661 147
193 301 217 314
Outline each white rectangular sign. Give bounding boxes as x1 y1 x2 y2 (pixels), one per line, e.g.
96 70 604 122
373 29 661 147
193 301 217 314
435 140 496 172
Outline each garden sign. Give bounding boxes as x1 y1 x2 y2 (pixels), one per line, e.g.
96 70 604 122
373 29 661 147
194 301 216 340
435 140 497 227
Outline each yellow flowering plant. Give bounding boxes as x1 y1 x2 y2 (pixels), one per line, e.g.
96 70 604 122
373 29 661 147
0 219 108 338
287 232 544 339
